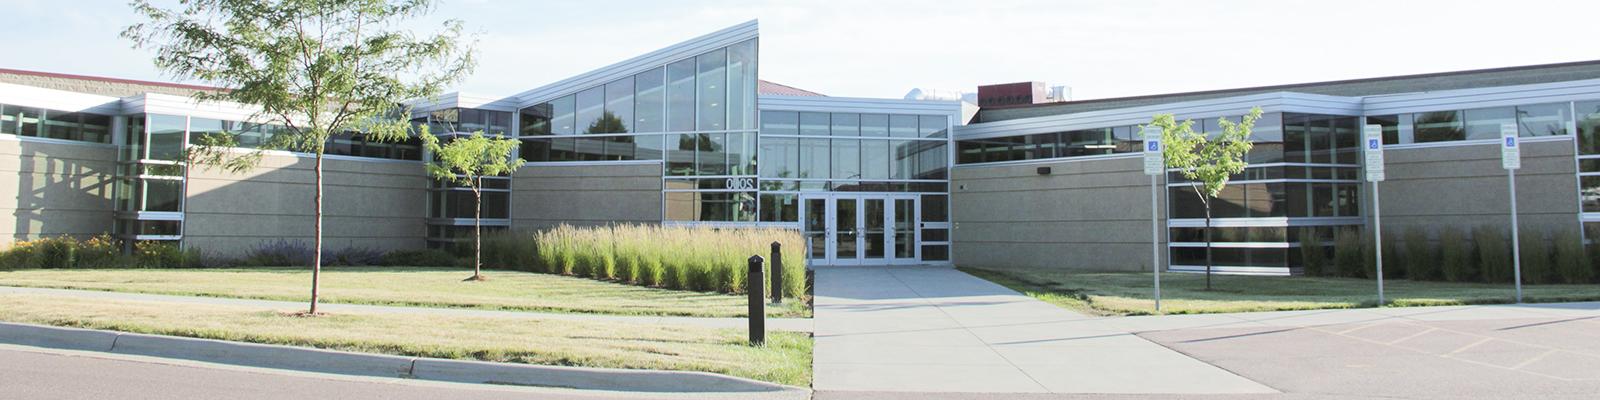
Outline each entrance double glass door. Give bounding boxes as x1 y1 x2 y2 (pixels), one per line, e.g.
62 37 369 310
803 194 918 266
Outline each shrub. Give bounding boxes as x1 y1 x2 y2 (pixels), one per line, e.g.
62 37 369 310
240 240 313 266
1297 227 1325 276
481 230 538 272
380 249 458 267
1520 230 1556 284
75 235 125 268
1333 228 1366 278
1403 227 1437 280
1555 228 1593 284
1474 226 1510 283
329 247 385 267
531 224 807 297
1439 227 1475 282
1381 229 1405 279
134 241 201 268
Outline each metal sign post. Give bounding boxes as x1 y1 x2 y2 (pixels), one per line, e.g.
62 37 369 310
1363 125 1386 305
1143 126 1164 312
1501 123 1523 303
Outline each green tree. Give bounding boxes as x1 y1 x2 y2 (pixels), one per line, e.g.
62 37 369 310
418 128 524 281
125 0 475 314
1149 107 1262 289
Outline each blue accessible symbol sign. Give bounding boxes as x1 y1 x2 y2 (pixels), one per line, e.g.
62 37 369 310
1368 138 1380 150
1505 136 1517 148
1147 141 1160 152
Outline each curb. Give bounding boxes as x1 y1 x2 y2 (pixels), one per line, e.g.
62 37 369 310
0 322 803 393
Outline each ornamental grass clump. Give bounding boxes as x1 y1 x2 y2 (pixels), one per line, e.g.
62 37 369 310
1474 226 1510 283
1555 229 1593 283
529 224 806 297
1439 227 1474 282
1297 227 1325 277
1521 230 1557 284
1403 227 1438 280
1333 228 1366 279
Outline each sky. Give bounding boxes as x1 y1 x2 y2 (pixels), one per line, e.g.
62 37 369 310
5 0 1599 101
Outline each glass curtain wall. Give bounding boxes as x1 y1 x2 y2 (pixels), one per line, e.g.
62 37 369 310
113 114 187 243
758 109 953 260
517 38 758 223
415 108 516 251
0 103 113 143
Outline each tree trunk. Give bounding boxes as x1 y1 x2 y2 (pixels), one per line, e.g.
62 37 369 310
472 178 482 281
310 152 324 315
1203 204 1213 291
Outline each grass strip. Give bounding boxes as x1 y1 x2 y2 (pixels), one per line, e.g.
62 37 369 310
0 293 811 386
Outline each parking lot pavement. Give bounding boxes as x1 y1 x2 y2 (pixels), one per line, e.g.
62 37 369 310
1138 316 1600 400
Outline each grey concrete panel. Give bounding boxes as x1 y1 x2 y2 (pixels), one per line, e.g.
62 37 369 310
951 157 1167 272
0 140 116 245
1372 141 1580 237
183 153 427 256
511 163 663 231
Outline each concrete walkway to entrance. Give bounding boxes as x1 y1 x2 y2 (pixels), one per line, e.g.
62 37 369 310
812 266 1275 394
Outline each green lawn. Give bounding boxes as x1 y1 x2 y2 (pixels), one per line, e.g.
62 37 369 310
961 267 1600 316
0 267 808 318
0 293 810 386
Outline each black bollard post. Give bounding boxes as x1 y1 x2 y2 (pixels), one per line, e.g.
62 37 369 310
747 255 766 346
770 241 783 305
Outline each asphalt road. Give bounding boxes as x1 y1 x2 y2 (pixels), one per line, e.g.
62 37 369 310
0 347 803 400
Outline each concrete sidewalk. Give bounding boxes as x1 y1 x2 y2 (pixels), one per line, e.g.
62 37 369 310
0 286 813 333
811 266 1276 394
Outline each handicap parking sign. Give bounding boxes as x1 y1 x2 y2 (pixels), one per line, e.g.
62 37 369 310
1368 138 1380 150
1505 136 1517 148
1147 141 1160 152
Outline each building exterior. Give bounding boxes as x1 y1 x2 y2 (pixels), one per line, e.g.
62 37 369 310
4 20 1600 276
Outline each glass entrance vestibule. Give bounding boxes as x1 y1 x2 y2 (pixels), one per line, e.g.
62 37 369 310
802 193 924 266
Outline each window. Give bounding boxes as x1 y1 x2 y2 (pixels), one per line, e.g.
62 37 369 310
919 115 947 138
831 113 859 136
890 115 918 138
549 95 576 135
799 138 829 179
603 76 634 133
759 136 797 179
728 132 753 175
666 59 696 132
1463 107 1514 140
697 133 727 175
861 139 889 179
1412 110 1464 143
147 115 187 161
761 111 798 135
760 193 798 222
861 114 889 137
1580 101 1600 155
696 49 727 131
519 103 552 136
832 138 861 180
799 112 829 136
1367 114 1400 145
727 39 757 131
1516 103 1569 137
576 86 605 134
634 67 665 133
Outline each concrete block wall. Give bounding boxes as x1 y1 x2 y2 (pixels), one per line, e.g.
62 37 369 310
1372 139 1581 239
950 155 1168 273
183 153 429 256
510 163 664 231
0 138 116 245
